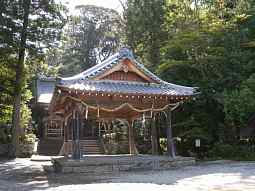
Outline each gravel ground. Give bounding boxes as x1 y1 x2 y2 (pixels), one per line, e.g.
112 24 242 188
0 158 255 191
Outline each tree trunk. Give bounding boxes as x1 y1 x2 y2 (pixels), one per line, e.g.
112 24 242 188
10 0 31 158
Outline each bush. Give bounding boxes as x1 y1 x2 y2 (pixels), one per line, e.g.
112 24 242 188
19 133 36 158
0 126 11 144
208 142 255 160
21 133 36 144
209 143 236 158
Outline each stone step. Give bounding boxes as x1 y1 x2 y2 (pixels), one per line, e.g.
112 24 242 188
81 149 101 152
79 139 103 155
80 143 100 146
80 144 100 147
80 145 101 148
62 139 103 155
80 146 101 150
80 141 99 144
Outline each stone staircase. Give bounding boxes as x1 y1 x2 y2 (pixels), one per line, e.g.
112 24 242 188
80 139 103 155
37 138 63 156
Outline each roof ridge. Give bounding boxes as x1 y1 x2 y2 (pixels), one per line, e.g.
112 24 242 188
59 47 198 95
61 52 119 81
60 47 164 84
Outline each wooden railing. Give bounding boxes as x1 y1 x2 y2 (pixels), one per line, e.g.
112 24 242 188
46 127 63 138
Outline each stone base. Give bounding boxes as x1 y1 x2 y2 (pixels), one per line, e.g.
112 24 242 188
52 155 195 174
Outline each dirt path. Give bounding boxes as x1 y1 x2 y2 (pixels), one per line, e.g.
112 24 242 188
1 158 255 191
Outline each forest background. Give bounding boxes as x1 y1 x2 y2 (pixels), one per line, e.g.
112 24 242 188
1 0 255 159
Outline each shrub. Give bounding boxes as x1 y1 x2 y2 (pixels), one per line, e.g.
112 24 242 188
0 125 11 144
209 142 255 160
22 133 36 144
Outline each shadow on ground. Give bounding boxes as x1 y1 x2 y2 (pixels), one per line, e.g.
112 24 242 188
1 158 255 191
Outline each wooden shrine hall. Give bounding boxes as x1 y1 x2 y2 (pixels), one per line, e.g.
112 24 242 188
48 47 197 159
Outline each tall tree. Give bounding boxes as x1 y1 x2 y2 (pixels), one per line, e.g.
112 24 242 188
58 5 123 76
12 0 31 158
0 0 66 157
124 0 166 70
158 0 255 145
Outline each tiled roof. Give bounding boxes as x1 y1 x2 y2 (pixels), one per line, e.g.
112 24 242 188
60 80 195 96
59 47 197 96
61 47 163 83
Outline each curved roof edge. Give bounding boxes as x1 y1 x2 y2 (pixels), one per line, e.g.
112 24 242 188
59 47 199 95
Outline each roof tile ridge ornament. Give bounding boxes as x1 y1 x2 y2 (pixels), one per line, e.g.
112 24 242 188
118 47 134 59
117 47 166 84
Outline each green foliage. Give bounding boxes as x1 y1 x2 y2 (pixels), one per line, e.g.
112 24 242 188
224 74 255 129
21 133 36 144
124 0 166 69
157 0 255 138
0 0 67 155
0 127 11 144
58 5 123 76
150 0 255 159
209 142 255 160
1 0 255 160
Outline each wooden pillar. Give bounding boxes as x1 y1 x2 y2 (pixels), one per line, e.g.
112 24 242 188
63 120 68 156
72 110 81 159
151 114 158 155
98 121 101 137
128 119 136 155
71 111 75 158
44 123 48 138
60 120 63 137
166 110 176 158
